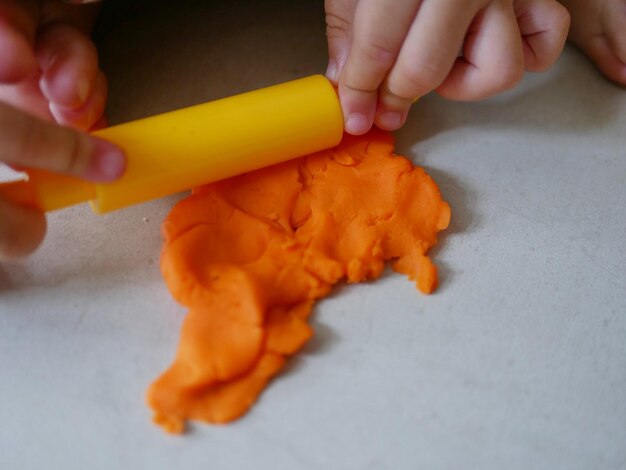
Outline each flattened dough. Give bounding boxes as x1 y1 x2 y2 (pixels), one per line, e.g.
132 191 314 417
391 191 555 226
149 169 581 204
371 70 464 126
148 130 451 433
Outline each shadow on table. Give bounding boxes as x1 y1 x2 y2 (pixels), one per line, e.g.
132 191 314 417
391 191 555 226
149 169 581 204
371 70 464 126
0 266 15 292
276 313 341 383
421 167 473 292
399 47 623 145
0 258 162 296
393 46 624 290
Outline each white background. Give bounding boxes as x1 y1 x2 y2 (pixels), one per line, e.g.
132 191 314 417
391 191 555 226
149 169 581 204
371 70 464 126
1 1 625 468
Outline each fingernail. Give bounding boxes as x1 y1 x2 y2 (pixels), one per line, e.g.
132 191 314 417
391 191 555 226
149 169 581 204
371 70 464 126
325 60 338 83
377 111 403 130
76 77 90 104
345 113 370 135
87 139 126 181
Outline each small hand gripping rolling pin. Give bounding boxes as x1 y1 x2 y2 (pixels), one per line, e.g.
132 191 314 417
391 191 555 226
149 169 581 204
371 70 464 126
0 75 343 213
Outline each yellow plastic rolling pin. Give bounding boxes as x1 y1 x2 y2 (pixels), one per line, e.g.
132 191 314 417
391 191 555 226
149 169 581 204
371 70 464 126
0 75 343 213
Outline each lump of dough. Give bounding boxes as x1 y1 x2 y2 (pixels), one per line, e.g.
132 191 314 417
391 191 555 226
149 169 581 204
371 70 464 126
147 130 451 433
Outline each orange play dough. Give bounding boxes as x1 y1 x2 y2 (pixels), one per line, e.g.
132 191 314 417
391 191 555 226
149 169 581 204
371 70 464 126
147 130 451 433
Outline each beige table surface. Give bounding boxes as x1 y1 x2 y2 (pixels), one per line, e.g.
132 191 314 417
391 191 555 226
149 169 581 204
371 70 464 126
1 1 625 469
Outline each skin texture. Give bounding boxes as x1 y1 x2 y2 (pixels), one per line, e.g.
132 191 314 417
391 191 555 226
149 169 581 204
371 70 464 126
0 0 124 261
0 0 620 259
148 131 451 433
0 101 125 260
559 0 626 85
0 0 106 128
325 0 571 134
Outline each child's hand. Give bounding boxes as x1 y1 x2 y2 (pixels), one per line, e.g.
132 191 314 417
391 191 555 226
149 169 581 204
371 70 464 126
0 101 125 261
0 0 106 130
560 0 626 86
325 0 570 134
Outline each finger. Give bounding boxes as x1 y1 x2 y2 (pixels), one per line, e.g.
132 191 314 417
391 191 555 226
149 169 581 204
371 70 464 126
437 0 525 100
90 115 108 131
36 22 99 109
0 196 46 261
378 0 479 129
514 0 570 72
0 101 125 182
0 74 54 120
49 70 107 131
575 36 626 86
324 0 358 84
338 0 421 135
0 0 39 82
604 0 626 64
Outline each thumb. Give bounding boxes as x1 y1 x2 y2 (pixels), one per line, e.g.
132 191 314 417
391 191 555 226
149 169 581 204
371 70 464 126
324 0 358 83
0 100 125 182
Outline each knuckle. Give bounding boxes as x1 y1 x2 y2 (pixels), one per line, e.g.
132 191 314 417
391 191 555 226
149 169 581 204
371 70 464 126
19 118 87 175
380 84 413 107
16 117 46 168
325 0 356 23
325 12 352 39
64 131 83 174
342 75 378 93
394 60 447 98
357 39 397 67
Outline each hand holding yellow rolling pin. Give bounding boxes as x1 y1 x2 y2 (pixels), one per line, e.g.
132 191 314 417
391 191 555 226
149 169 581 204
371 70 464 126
0 76 343 260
